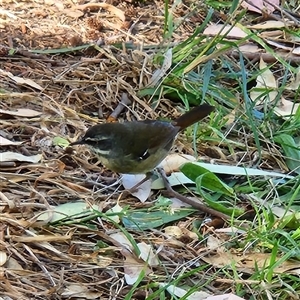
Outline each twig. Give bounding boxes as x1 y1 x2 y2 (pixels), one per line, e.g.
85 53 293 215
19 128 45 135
157 168 230 220
262 0 300 26
108 93 131 120
228 49 300 65
23 244 56 286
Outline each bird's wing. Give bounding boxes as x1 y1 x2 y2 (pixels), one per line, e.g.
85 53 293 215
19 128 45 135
125 121 179 161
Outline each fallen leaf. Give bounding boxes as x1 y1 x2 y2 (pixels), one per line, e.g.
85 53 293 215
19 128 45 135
247 20 285 29
239 43 261 53
168 197 193 208
122 174 152 202
292 47 300 55
159 153 196 173
0 251 8 266
61 283 103 299
203 25 247 39
0 69 43 90
0 152 42 163
63 9 84 18
250 57 278 104
241 0 278 14
151 172 194 190
122 205 196 230
0 8 18 19
137 242 159 266
0 108 42 117
0 191 15 210
53 0 64 10
286 71 300 90
271 206 295 218
223 108 237 125
0 136 23 146
37 201 99 223
206 235 225 251
164 226 183 238
164 226 198 239
13 77 43 90
75 3 125 22
159 283 211 300
260 30 283 39
202 251 300 275
106 203 123 223
274 98 300 118
123 249 148 285
5 257 24 271
110 232 133 251
52 136 70 147
264 39 292 51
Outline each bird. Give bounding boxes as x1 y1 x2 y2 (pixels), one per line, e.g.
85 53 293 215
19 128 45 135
70 104 214 174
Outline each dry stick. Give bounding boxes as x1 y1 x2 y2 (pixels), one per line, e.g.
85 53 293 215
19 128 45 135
245 0 300 26
261 0 300 26
23 244 56 286
229 49 300 65
0 162 16 167
109 93 131 120
157 168 230 221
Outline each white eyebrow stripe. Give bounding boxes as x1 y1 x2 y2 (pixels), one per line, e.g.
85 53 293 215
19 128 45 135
84 137 110 142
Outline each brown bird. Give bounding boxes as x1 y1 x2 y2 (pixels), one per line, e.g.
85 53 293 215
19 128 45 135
71 104 214 174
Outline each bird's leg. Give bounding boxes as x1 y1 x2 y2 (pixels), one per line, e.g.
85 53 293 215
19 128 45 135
156 168 229 220
123 171 154 193
155 167 172 193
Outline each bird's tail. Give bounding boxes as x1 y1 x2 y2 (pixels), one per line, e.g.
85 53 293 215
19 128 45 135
172 104 214 130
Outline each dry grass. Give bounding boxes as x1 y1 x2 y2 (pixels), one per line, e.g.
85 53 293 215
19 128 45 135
3 0 300 298
0 1 219 299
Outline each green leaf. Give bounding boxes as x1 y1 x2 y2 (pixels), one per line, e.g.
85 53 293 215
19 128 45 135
53 136 70 148
180 162 234 196
122 207 196 230
274 133 300 174
181 162 244 216
291 227 300 240
8 48 16 55
188 162 293 179
42 201 98 223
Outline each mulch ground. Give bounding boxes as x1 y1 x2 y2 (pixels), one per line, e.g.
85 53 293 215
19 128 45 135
0 1 218 299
